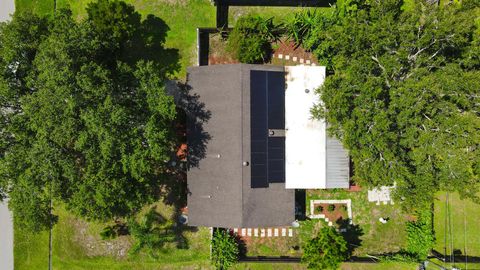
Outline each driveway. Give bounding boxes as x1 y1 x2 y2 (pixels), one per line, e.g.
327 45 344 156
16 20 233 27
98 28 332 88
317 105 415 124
0 1 16 269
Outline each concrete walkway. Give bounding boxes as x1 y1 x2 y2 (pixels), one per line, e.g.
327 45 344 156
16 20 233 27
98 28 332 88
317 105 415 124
0 1 16 269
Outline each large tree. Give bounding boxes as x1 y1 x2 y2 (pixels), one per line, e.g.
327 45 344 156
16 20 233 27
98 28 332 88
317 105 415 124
0 0 179 231
296 0 480 209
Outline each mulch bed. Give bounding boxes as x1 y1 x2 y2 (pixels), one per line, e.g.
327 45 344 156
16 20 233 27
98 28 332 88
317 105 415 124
313 203 349 225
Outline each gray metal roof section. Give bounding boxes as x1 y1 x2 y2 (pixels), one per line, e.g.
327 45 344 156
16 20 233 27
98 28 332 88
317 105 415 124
326 136 350 189
186 64 294 228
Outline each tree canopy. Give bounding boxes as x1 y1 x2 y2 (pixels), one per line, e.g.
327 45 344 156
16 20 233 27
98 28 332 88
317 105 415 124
296 0 480 209
302 226 348 269
0 0 180 231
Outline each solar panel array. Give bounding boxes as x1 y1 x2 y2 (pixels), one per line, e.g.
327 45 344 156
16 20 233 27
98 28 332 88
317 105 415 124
250 70 285 188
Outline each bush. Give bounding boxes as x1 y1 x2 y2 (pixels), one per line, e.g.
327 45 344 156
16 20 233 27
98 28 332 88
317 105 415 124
211 229 239 270
302 226 349 269
315 205 324 213
227 15 280 64
405 208 435 261
327 204 336 212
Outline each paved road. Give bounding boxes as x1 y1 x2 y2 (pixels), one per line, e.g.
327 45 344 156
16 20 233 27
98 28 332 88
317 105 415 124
0 0 15 22
0 1 16 269
0 199 14 270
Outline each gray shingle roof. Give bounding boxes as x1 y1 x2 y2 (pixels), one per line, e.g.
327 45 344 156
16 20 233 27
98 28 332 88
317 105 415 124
186 64 294 228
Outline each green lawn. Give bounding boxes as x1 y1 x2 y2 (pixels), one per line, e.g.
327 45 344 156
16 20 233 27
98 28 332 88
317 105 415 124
15 203 211 270
233 262 417 270
307 189 409 256
433 192 480 263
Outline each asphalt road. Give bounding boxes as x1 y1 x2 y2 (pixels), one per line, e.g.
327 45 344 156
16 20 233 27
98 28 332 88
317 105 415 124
0 1 16 269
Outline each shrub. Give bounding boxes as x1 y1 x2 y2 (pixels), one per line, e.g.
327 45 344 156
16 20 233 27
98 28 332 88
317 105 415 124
405 208 435 261
327 204 336 212
315 205 324 213
227 15 280 64
302 226 349 269
211 229 239 270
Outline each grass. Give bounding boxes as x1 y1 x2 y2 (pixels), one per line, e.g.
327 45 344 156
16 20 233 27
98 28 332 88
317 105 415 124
307 189 409 256
15 203 211 270
433 192 480 264
232 262 418 269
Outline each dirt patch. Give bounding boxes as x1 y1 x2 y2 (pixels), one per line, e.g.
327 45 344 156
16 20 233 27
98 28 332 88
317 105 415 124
313 203 349 225
71 218 132 258
208 34 239 65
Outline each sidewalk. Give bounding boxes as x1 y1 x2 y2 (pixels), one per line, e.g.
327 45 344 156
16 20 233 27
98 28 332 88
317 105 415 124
0 1 16 269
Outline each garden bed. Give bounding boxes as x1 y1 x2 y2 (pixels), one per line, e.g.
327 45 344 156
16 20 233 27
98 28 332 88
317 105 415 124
312 203 349 226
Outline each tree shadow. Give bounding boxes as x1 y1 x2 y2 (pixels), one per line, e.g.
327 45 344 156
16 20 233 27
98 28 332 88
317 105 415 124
86 1 180 75
125 14 180 76
336 218 364 257
172 81 211 169
430 249 480 263
232 233 247 258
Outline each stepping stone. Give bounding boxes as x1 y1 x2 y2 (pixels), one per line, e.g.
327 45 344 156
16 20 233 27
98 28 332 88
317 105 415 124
328 221 333 226
293 56 298 62
306 59 311 64
274 228 279 237
260 229 265 237
324 217 329 222
278 54 283 59
300 58 304 63
267 228 272 237
285 55 290 60
288 228 293 237
241 228 246 236
247 228 252 236
233 228 238 234
281 228 287 237
254 228 259 237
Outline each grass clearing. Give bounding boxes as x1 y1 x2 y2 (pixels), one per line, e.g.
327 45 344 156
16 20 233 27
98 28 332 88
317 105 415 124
307 189 409 256
15 203 211 270
433 192 480 260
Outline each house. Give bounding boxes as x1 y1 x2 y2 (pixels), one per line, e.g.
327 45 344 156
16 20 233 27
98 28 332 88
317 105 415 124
186 64 349 228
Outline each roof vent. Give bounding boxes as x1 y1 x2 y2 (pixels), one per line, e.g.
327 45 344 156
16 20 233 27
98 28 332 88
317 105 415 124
305 89 310 93
243 161 249 166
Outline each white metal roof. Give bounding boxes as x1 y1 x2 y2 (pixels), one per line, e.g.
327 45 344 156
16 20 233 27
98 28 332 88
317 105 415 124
284 65 350 189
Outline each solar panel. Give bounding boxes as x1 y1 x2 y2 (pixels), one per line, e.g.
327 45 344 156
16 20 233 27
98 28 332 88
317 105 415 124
250 70 285 188
250 71 269 188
